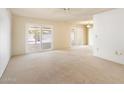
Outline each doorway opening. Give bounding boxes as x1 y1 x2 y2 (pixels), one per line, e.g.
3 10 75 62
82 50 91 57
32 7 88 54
88 25 94 47
70 26 83 47
71 31 76 46
26 24 53 53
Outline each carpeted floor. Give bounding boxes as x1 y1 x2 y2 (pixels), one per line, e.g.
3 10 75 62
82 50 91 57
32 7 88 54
0 47 124 84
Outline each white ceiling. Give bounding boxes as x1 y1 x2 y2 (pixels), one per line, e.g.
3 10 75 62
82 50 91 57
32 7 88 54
10 8 112 22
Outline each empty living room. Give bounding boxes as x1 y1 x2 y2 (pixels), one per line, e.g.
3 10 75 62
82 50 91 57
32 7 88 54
0 8 124 84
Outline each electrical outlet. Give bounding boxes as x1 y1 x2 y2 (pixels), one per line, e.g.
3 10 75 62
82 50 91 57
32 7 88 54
95 35 98 38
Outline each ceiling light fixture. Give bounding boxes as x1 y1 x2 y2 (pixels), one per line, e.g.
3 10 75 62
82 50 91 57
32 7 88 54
63 8 70 11
63 8 71 13
86 24 91 28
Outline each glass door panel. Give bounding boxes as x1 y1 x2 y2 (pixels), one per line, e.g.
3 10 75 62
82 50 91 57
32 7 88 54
42 27 52 49
26 26 42 53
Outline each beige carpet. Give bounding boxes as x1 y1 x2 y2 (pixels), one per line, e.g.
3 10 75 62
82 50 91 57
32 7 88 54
0 47 124 84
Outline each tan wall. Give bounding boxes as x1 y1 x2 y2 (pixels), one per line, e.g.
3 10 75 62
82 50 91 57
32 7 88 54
12 15 72 56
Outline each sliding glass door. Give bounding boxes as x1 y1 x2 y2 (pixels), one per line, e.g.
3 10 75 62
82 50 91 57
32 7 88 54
26 24 53 53
26 25 41 53
42 27 53 49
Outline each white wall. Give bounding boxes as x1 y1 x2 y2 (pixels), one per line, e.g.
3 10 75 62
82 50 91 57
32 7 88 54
0 9 11 78
93 9 124 64
12 15 72 56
